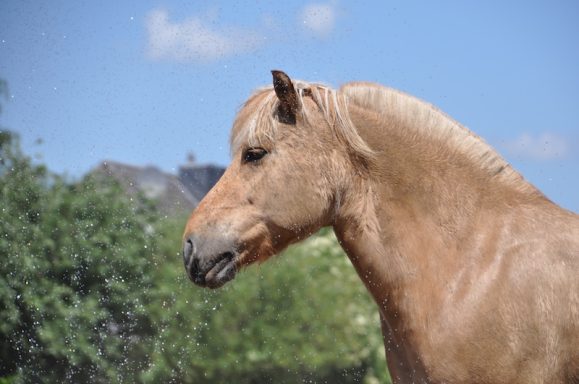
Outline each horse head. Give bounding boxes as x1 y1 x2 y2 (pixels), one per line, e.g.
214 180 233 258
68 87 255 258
182 70 359 288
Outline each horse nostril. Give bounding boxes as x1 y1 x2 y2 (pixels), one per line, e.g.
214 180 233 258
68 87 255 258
183 237 194 267
183 236 206 285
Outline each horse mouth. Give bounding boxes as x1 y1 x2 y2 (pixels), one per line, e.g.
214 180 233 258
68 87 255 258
202 252 237 289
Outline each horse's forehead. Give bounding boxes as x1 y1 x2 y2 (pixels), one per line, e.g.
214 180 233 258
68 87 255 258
230 89 278 152
236 91 272 122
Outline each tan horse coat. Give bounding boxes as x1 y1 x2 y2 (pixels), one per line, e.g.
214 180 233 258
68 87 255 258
183 71 579 383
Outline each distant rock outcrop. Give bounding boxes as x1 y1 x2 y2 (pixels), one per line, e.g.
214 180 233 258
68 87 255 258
92 160 225 216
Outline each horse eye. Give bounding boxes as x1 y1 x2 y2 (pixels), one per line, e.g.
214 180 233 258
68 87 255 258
243 147 268 163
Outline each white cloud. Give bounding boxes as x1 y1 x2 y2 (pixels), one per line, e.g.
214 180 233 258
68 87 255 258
503 132 570 160
146 9 263 63
299 3 336 38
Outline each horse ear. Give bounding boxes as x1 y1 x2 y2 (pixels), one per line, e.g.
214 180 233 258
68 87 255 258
271 70 299 123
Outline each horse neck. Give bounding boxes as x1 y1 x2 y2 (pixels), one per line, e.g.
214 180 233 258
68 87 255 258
332 102 545 336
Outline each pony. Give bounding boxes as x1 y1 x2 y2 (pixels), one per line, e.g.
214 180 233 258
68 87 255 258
182 70 579 383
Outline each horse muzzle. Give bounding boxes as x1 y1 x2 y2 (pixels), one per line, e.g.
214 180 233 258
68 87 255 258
182 234 238 289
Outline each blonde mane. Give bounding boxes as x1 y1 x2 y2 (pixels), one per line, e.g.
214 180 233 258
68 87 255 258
340 82 529 186
231 79 531 191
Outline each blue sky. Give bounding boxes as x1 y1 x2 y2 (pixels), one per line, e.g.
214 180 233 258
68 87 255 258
0 1 578 212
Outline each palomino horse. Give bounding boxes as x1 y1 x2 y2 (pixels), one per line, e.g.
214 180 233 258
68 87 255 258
182 70 579 383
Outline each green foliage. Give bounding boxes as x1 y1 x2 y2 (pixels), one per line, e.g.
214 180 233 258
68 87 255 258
0 131 158 382
0 130 391 383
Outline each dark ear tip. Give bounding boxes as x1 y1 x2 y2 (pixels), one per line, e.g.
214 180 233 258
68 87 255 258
271 70 298 113
271 70 290 82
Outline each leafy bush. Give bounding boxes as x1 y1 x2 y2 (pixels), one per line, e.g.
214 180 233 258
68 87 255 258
0 131 158 382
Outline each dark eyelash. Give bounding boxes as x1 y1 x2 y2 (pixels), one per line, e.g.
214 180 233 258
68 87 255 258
243 148 268 163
